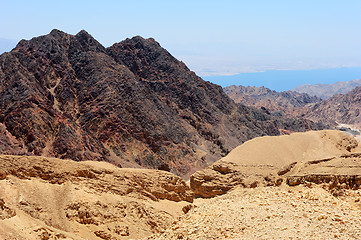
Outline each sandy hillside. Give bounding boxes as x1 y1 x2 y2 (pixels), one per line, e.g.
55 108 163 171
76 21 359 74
147 185 361 240
221 130 360 167
2 130 361 240
191 130 361 198
176 130 361 239
0 155 193 240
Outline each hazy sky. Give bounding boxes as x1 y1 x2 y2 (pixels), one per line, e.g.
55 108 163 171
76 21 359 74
1 0 360 76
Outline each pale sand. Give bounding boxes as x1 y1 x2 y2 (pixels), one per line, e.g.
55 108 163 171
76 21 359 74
221 130 361 168
0 155 192 240
148 185 361 240
2 130 361 239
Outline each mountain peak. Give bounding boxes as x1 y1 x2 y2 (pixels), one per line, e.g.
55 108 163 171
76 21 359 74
13 29 71 53
49 29 67 37
224 85 323 118
107 35 188 82
0 29 325 177
12 29 106 57
75 29 92 39
73 29 105 52
127 35 161 47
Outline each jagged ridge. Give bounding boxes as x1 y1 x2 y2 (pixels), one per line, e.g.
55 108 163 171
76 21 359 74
0 29 326 177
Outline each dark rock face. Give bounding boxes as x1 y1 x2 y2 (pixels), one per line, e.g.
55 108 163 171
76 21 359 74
0 123 27 155
0 30 326 177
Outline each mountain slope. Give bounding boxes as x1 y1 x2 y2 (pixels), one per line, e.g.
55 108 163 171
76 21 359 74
0 30 325 177
292 79 361 99
224 85 321 117
302 86 361 128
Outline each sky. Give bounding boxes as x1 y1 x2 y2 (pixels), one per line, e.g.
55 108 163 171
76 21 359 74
0 1 360 82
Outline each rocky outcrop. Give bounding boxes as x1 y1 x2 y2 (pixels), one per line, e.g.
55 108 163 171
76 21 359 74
0 198 16 220
0 155 193 202
190 130 361 198
190 160 283 198
0 29 326 177
0 123 29 155
292 79 361 99
286 153 361 190
0 155 193 239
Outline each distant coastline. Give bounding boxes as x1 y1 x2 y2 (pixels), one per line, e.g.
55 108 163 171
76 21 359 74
203 67 361 91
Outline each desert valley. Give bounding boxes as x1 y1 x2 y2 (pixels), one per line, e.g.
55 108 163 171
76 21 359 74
0 30 361 240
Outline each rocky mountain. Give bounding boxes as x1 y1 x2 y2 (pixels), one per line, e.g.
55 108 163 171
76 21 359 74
224 85 322 117
292 79 361 99
0 29 325 177
224 84 361 132
301 86 361 128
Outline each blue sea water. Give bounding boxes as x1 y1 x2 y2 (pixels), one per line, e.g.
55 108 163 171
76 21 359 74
203 67 361 92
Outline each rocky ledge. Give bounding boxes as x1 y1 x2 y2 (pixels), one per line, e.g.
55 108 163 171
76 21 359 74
0 155 193 239
191 130 361 198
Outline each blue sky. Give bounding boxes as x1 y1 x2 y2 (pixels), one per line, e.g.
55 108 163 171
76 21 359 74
0 0 360 78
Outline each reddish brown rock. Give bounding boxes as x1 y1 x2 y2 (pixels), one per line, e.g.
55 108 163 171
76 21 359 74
0 30 326 177
302 87 361 128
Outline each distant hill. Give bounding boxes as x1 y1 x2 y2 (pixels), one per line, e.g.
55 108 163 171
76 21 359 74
224 84 361 130
224 85 322 117
292 79 361 99
302 86 361 128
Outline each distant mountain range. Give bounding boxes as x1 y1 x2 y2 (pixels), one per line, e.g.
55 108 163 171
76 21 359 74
301 86 361 128
292 79 361 99
225 83 361 129
0 30 325 177
224 85 321 118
